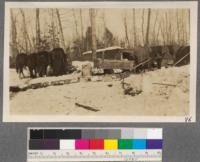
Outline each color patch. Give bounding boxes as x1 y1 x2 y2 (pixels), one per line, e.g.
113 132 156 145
43 129 59 139
60 140 75 150
58 129 81 139
146 140 162 149
30 130 43 139
133 139 146 149
133 129 147 139
29 139 43 150
81 129 96 139
89 139 104 149
43 139 60 150
121 129 134 139
75 139 90 149
118 139 132 149
107 130 121 139
147 129 162 139
104 139 118 150
94 130 109 139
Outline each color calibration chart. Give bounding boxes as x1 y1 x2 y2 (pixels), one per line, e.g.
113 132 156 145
27 128 162 162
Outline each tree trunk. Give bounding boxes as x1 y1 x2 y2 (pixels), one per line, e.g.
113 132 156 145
10 9 18 58
188 9 190 44
145 8 151 46
51 9 56 48
72 9 81 56
36 8 41 52
123 13 130 48
56 9 66 50
132 9 137 47
89 9 97 60
20 9 28 53
152 10 158 45
141 9 145 45
79 9 84 53
176 9 180 44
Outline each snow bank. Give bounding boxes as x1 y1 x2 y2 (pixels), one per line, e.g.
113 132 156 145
125 65 189 100
72 61 94 71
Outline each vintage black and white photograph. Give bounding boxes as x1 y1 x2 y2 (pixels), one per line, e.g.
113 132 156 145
3 2 197 122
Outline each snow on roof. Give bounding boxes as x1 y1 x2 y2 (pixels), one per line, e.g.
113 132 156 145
82 46 123 55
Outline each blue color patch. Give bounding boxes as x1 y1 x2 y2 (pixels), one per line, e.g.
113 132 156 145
132 139 146 149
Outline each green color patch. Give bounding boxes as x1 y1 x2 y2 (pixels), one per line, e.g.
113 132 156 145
118 139 132 149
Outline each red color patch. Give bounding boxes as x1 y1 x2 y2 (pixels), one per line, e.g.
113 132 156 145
89 139 104 149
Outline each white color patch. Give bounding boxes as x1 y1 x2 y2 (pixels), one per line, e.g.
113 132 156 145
60 140 75 150
147 128 162 139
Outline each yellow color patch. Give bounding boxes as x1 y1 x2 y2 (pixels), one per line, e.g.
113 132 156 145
104 139 118 150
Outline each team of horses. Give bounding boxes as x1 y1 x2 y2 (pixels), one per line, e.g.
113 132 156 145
16 48 70 78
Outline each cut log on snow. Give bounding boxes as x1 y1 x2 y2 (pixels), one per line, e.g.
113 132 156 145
75 102 100 112
10 86 21 92
9 77 80 92
152 82 176 87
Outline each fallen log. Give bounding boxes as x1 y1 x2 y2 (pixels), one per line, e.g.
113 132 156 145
152 82 176 87
9 77 80 92
75 102 100 112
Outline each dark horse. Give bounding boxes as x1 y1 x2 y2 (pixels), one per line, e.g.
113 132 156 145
15 53 27 78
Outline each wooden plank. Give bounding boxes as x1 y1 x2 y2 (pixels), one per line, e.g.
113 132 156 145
94 59 134 70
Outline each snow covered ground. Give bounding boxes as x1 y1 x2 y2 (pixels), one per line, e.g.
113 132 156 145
9 64 189 116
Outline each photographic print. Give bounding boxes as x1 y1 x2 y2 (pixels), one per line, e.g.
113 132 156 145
3 2 197 122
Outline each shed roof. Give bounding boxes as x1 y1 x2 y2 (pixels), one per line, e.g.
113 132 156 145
82 46 123 55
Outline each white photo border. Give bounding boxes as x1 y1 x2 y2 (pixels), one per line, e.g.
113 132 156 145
3 1 198 122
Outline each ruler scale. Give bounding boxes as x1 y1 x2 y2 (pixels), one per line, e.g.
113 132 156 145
27 128 162 162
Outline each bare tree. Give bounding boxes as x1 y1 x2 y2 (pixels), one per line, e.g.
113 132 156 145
20 9 33 53
36 8 41 52
50 9 56 48
79 9 84 50
123 12 130 48
181 9 187 45
89 8 97 60
72 9 79 37
56 9 66 50
145 8 151 46
132 9 137 47
176 9 180 44
141 9 145 45
152 10 159 45
101 11 106 46
10 9 18 57
187 9 190 44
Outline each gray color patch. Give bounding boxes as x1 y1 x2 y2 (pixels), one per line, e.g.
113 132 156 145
81 129 96 139
94 129 108 138
121 128 134 139
107 129 121 139
133 128 147 139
